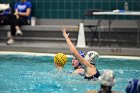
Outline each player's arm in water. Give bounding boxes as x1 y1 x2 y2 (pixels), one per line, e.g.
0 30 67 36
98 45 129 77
54 62 63 71
62 27 96 77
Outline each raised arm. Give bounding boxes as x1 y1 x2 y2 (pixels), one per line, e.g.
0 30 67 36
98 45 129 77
62 27 98 77
62 27 91 67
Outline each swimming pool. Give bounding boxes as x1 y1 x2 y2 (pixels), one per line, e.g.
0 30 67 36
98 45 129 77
0 52 140 93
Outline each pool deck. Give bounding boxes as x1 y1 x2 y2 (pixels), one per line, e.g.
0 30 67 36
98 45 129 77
0 41 140 57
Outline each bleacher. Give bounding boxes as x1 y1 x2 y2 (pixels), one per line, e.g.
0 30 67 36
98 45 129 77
0 19 79 43
0 19 139 47
0 19 140 56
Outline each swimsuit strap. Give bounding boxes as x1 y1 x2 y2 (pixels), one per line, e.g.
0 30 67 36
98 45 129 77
98 89 112 93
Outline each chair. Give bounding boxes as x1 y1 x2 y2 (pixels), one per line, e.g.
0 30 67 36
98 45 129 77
82 9 102 46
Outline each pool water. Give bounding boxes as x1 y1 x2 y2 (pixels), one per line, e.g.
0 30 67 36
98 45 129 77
0 52 140 93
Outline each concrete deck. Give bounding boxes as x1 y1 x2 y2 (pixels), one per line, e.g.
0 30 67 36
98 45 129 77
0 41 140 57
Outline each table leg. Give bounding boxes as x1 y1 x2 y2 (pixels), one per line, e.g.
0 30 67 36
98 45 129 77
137 17 140 48
108 18 112 46
98 17 102 47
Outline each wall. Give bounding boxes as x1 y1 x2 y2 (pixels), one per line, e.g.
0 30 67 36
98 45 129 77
31 0 140 19
2 0 140 19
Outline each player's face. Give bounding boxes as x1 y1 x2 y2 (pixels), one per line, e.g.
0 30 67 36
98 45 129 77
72 57 79 67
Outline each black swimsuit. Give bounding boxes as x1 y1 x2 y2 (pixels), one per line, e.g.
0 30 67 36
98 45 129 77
74 63 101 80
84 69 101 80
98 89 112 93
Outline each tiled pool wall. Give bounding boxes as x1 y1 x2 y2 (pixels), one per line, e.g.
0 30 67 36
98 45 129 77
3 0 140 19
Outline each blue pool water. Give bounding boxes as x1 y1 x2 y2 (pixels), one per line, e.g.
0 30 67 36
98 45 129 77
0 52 140 93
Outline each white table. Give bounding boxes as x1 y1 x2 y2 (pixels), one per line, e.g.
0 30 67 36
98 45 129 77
93 11 140 47
93 11 140 16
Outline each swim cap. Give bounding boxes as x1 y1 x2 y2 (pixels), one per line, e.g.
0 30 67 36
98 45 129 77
79 51 85 58
126 79 140 93
78 51 85 66
84 51 99 65
98 70 116 87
